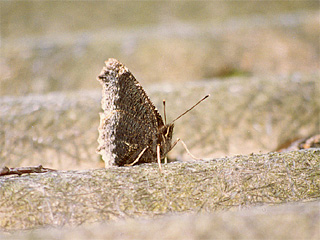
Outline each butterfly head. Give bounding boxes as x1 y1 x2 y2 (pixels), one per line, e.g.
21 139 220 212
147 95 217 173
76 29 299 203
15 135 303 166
164 123 174 141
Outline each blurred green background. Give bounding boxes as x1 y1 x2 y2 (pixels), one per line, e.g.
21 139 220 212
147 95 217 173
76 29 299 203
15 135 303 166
1 1 319 95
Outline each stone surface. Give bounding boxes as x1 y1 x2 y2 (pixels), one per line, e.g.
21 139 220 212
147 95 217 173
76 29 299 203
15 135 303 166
0 149 319 231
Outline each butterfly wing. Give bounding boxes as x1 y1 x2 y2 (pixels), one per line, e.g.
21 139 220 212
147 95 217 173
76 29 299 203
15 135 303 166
97 59 166 166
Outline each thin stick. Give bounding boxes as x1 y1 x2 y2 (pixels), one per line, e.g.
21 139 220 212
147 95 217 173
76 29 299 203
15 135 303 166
157 144 162 173
125 146 149 166
172 95 210 123
0 165 56 176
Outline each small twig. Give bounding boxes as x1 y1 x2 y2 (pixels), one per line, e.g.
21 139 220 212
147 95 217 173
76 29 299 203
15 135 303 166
0 165 56 176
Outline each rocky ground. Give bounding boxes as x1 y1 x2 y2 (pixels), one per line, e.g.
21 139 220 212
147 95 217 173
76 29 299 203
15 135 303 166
1 149 319 238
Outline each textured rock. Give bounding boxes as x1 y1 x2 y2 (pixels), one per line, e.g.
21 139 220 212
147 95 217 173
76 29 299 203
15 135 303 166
0 149 319 231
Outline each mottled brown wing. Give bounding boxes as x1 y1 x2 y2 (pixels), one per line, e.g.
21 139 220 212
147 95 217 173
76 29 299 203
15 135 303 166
97 58 166 166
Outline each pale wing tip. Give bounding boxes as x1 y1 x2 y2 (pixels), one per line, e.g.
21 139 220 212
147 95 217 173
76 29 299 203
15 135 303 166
97 58 122 81
104 58 121 71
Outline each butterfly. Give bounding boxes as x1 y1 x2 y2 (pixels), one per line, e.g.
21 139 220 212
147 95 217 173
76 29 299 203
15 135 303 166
96 58 208 170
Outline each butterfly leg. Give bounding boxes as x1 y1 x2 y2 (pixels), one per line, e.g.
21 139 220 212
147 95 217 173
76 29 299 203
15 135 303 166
162 138 180 164
176 138 203 160
157 144 162 173
125 146 149 166
170 138 180 150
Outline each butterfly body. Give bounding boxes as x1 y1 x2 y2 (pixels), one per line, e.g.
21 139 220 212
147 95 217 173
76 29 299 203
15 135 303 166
97 58 173 167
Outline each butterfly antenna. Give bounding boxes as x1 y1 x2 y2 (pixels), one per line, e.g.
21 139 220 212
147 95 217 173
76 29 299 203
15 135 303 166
163 99 167 125
172 94 210 123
